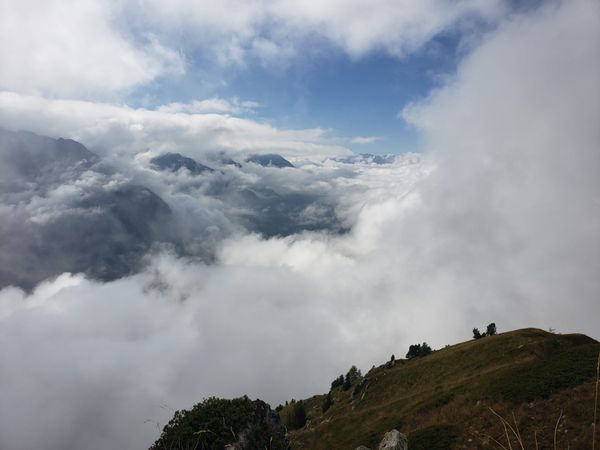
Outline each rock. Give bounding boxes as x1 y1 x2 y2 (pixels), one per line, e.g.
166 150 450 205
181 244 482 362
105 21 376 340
228 399 290 450
150 152 214 174
377 430 408 450
246 153 294 168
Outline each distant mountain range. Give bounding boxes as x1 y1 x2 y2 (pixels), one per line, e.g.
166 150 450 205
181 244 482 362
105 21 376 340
0 129 174 290
334 153 398 165
0 129 343 290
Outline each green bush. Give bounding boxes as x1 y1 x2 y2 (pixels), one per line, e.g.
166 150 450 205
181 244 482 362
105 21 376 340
150 396 288 450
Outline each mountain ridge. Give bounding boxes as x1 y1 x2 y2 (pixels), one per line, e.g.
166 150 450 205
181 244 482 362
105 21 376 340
150 327 599 449
282 327 599 450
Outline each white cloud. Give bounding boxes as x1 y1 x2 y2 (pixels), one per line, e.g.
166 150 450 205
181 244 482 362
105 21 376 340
399 0 600 334
157 97 260 115
0 159 431 450
139 0 508 63
0 0 184 97
0 0 509 96
0 91 350 159
350 135 383 144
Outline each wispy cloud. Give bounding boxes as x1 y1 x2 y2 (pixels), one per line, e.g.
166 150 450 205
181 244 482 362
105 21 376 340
0 0 184 97
157 97 261 115
350 135 383 144
0 92 350 159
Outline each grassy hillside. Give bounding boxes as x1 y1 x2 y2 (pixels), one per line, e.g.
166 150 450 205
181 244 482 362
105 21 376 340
282 328 599 450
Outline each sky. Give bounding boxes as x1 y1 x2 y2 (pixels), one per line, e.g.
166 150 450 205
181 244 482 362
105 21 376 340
0 1 599 450
0 0 516 154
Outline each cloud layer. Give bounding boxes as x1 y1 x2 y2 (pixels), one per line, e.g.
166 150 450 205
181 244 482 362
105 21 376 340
0 92 350 160
0 0 184 96
1 0 508 96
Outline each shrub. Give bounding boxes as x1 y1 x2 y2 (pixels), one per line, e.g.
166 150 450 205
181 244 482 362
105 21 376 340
150 396 288 450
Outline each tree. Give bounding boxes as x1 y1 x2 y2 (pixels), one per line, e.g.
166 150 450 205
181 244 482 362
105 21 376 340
343 376 351 390
330 374 344 390
473 328 483 339
406 343 422 359
406 342 432 359
322 393 333 413
421 342 432 356
343 365 362 390
486 322 497 336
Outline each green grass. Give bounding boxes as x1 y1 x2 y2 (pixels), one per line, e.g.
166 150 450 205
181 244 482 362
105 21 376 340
408 424 459 450
481 343 600 402
287 328 600 450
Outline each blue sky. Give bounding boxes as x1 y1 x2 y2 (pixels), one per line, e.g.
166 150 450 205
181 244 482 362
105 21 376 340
0 0 551 158
126 31 469 154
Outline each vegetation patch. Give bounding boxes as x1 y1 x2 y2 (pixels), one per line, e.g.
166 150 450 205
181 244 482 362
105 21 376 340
414 390 456 414
408 424 459 450
150 396 288 450
483 343 599 402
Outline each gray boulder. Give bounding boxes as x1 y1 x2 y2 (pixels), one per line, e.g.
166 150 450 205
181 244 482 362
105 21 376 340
377 430 407 450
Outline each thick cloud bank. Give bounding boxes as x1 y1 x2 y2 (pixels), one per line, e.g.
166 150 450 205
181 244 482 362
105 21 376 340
0 0 506 96
0 1 599 450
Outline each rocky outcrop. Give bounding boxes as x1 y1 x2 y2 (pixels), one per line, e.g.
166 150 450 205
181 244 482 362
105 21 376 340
229 400 290 450
377 430 407 450
354 429 408 450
